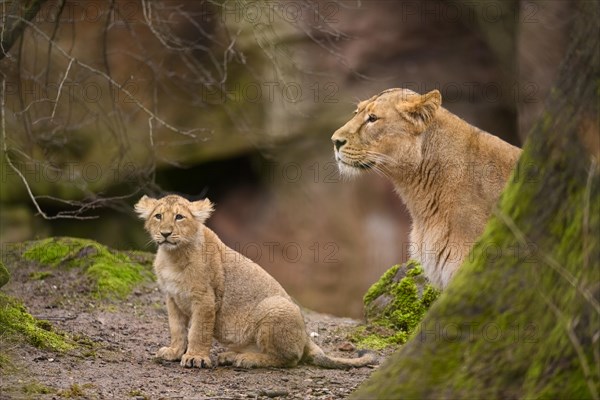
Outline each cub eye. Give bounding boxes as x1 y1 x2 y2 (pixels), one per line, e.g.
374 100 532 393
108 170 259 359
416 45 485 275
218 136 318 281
175 214 185 221
154 214 162 220
367 114 378 123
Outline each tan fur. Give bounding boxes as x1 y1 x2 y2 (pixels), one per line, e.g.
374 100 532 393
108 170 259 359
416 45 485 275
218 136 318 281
331 88 521 288
135 194 377 369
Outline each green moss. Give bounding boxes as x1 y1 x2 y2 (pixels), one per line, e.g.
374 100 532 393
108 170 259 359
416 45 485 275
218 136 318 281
29 271 53 280
0 260 10 288
352 333 395 350
71 333 96 348
81 349 97 358
0 292 73 351
21 382 57 396
22 238 73 267
363 264 400 304
406 263 424 277
87 261 146 298
351 261 440 350
129 389 150 399
22 237 154 299
58 383 93 398
0 352 11 370
349 325 409 350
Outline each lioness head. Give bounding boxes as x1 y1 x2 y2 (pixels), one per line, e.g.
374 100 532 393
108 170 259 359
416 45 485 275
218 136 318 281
135 194 214 250
331 88 441 177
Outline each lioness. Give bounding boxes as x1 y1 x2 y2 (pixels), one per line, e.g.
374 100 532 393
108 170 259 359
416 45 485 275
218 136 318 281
135 194 376 369
331 88 521 288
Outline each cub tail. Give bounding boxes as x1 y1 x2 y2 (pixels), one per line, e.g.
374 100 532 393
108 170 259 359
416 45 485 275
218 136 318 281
303 340 378 369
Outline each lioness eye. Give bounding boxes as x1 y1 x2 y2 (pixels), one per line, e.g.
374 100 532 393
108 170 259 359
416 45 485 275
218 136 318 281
368 114 378 123
175 214 184 220
154 214 162 220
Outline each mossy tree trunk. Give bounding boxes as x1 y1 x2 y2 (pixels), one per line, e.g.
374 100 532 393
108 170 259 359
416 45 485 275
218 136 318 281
353 2 599 399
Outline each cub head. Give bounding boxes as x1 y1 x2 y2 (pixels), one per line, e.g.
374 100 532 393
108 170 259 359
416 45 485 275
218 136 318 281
331 88 441 177
135 194 214 250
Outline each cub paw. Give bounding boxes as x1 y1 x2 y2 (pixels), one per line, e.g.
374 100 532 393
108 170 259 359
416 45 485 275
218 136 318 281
217 351 238 366
233 354 258 368
156 346 184 361
181 353 212 368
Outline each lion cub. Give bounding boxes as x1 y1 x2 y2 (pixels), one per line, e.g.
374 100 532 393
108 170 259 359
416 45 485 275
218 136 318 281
136 194 376 369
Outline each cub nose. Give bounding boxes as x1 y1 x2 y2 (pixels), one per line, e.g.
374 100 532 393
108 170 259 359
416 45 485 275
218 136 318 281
161 231 172 238
333 139 347 151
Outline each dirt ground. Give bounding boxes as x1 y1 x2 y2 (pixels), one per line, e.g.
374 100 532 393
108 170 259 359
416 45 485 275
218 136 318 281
1 257 391 399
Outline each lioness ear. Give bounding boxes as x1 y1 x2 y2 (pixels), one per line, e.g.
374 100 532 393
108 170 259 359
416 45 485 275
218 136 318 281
134 195 158 220
398 89 441 126
190 198 214 223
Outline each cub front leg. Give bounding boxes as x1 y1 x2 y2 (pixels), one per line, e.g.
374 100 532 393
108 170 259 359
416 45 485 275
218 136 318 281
217 351 239 366
180 296 215 368
157 296 188 361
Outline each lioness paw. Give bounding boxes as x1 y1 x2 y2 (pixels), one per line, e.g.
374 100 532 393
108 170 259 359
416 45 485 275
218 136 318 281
156 346 184 361
181 353 212 368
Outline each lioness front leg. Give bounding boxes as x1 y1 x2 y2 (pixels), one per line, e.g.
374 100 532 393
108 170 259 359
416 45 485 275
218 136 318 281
180 297 215 368
157 296 188 361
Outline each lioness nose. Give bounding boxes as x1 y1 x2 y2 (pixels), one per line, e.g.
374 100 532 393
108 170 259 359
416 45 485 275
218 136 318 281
333 139 347 151
161 231 172 238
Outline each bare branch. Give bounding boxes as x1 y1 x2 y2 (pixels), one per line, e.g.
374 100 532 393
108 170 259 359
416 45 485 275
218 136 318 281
50 57 73 119
2 76 94 220
2 0 362 220
1 0 48 60
16 16 210 139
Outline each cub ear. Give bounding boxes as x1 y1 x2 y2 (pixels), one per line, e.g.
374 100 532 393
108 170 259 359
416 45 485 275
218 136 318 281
397 89 441 127
134 195 158 220
190 198 214 223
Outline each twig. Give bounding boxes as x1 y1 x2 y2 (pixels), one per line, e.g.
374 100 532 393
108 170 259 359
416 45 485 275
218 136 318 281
2 77 88 220
17 17 206 139
0 0 49 60
50 57 74 119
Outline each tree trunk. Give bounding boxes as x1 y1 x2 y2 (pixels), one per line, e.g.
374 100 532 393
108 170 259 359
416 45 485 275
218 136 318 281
352 1 599 398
